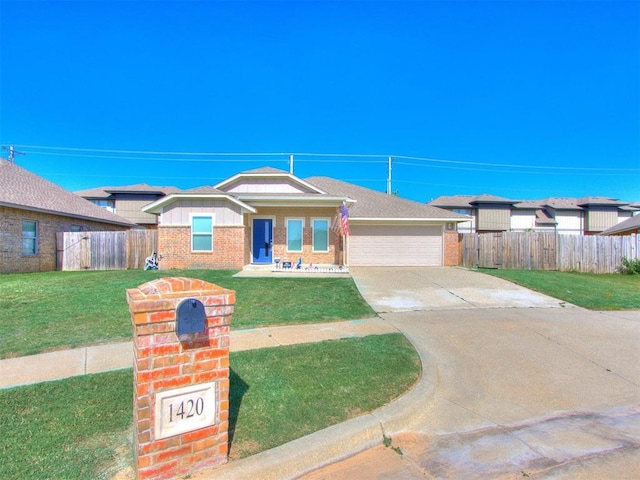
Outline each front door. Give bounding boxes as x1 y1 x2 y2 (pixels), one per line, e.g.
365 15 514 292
252 218 273 263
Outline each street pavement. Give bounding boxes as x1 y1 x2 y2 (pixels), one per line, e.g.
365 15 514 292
298 268 640 479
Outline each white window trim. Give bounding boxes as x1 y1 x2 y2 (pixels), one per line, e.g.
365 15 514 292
286 217 305 253
190 213 214 253
312 217 330 252
22 220 38 256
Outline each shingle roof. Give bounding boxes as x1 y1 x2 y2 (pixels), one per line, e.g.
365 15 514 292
181 186 227 194
0 159 135 226
577 196 626 206
428 195 477 208
429 194 518 207
239 167 290 175
470 194 516 204
305 176 467 219
75 183 180 198
600 215 640 235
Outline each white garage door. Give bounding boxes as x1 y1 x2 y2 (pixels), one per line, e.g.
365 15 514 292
349 225 443 266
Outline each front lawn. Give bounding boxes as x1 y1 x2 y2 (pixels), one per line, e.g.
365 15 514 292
0 270 374 358
0 333 420 479
480 269 640 310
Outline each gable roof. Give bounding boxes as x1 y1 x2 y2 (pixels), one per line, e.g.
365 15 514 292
600 214 640 235
306 176 467 220
142 187 257 214
215 167 327 195
0 159 135 226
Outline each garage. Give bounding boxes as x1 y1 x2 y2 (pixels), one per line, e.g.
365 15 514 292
348 224 443 266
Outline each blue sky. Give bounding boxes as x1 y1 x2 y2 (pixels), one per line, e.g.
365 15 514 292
1 0 638 203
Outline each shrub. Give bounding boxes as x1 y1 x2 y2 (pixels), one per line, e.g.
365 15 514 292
620 257 640 275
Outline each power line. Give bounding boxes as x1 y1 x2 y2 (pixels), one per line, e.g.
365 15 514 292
13 144 639 172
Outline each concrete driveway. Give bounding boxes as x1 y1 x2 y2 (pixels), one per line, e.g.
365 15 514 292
350 267 572 311
304 267 640 479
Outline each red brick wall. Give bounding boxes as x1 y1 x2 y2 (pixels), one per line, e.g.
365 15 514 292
158 226 246 270
254 207 342 265
443 231 461 266
127 277 234 480
0 205 129 274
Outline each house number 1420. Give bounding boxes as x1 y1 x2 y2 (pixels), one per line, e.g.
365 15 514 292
155 382 217 439
169 397 204 422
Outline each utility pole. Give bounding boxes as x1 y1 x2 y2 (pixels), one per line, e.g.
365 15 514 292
289 154 294 174
387 156 393 195
2 145 26 163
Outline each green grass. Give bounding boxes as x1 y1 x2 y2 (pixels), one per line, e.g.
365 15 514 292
0 270 374 358
0 334 420 479
0 370 133 480
479 269 640 310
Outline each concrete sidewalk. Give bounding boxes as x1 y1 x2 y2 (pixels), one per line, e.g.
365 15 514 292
0 317 395 390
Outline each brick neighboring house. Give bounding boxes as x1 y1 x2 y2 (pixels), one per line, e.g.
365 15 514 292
142 167 468 269
0 159 135 273
76 184 180 228
429 195 639 235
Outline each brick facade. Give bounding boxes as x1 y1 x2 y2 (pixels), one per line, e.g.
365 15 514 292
0 205 129 274
158 226 246 270
127 277 234 480
255 207 342 266
443 231 461 266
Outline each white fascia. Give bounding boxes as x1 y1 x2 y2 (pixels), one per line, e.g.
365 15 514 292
237 196 356 208
142 194 257 214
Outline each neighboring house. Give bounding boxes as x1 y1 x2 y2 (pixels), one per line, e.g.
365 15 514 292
429 195 639 235
76 184 180 228
0 159 135 273
600 214 640 236
142 167 468 269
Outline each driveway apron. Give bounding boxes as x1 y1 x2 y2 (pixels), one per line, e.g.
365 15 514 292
307 267 640 479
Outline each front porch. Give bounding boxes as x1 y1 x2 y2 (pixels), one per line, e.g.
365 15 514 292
235 263 350 277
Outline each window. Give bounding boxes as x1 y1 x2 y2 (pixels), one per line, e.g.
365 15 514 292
453 208 471 215
312 218 329 252
22 220 38 255
286 218 303 252
70 225 83 232
191 215 213 251
92 199 115 213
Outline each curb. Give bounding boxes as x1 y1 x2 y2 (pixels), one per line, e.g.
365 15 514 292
194 334 438 479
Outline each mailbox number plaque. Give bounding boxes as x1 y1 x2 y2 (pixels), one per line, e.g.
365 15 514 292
154 383 216 439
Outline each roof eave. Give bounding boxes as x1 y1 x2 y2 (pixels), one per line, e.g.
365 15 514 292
0 201 135 227
142 194 257 214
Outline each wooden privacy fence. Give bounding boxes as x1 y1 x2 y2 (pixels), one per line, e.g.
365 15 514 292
56 230 158 271
461 232 639 273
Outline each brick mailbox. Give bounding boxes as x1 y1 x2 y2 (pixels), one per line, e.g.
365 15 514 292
127 277 235 480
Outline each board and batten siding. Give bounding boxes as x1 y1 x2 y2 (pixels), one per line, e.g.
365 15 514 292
585 208 618 233
116 198 159 224
159 200 244 226
224 178 312 194
476 206 510 231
